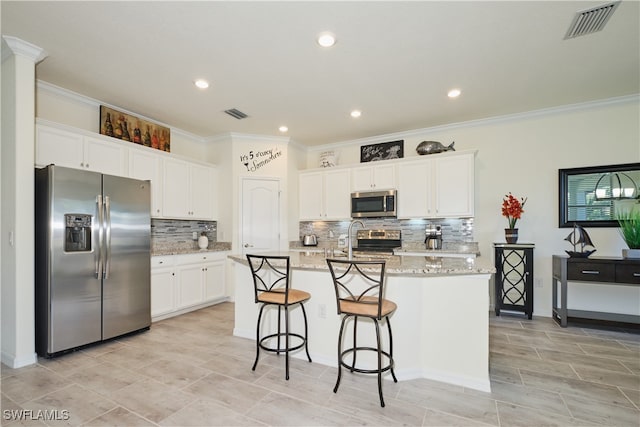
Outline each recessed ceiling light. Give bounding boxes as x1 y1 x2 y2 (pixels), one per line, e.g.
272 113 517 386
317 32 336 48
448 88 461 98
279 126 288 133
350 110 362 118
194 79 209 89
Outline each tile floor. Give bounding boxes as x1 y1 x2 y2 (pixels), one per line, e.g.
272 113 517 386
1 303 638 426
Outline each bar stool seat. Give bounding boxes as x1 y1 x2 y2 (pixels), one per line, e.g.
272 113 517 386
246 254 312 380
326 258 398 407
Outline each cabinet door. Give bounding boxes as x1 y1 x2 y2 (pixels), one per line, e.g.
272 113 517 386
352 164 396 191
351 166 374 191
177 265 203 309
373 164 396 190
84 136 127 176
397 160 431 218
129 149 162 217
35 125 84 169
190 164 215 219
151 269 175 317
299 172 324 220
163 158 191 218
324 169 351 220
203 260 225 301
434 154 474 217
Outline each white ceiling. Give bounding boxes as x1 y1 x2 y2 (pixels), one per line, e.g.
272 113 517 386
2 1 639 146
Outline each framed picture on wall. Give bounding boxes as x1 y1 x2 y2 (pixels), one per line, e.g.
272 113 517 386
360 140 404 163
99 105 170 152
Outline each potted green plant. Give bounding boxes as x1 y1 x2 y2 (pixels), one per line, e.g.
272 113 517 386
617 209 640 258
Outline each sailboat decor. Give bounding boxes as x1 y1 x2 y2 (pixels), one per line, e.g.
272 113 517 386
564 223 596 258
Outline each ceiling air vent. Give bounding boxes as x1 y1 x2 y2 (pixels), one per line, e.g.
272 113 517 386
224 108 249 120
564 1 620 39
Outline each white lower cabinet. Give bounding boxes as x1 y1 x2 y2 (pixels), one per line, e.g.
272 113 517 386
151 252 228 320
150 256 176 318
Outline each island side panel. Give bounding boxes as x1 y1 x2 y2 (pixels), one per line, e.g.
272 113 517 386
232 258 491 392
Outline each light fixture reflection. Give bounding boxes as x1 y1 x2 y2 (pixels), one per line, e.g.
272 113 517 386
593 172 638 200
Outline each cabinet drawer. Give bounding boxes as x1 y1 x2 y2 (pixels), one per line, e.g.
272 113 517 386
615 264 640 284
567 262 615 282
152 256 174 268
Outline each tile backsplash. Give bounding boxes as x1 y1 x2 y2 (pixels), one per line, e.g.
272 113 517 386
151 219 217 251
298 218 473 247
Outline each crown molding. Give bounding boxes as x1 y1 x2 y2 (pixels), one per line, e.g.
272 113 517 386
2 36 47 63
308 94 640 152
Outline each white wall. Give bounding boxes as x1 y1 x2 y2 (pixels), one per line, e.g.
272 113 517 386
36 82 208 160
305 96 640 317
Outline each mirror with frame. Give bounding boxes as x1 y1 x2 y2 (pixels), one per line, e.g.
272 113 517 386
559 163 640 228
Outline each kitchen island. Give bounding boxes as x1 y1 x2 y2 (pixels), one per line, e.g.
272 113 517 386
229 251 494 392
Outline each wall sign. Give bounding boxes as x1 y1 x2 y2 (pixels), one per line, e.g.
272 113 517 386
360 140 404 162
240 147 283 172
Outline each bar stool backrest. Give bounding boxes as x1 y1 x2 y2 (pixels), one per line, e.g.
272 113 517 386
326 259 387 320
246 255 291 305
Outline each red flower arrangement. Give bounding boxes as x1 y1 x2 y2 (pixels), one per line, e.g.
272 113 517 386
502 193 527 229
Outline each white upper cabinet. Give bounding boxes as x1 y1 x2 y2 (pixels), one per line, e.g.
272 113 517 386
433 154 475 218
351 163 396 192
129 149 163 217
397 151 475 219
36 124 126 176
298 172 324 220
36 122 219 221
397 159 432 218
162 158 217 220
299 168 351 220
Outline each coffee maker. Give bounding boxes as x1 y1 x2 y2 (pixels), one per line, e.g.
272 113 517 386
425 224 442 250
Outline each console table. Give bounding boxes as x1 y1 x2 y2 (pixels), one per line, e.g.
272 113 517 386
494 243 534 319
552 255 640 327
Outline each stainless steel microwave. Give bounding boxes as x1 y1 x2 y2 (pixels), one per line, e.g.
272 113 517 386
351 190 397 218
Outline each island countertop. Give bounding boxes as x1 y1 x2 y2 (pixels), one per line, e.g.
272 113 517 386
228 251 495 276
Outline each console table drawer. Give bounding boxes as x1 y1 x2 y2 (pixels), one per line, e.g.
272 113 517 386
615 264 640 284
567 262 615 282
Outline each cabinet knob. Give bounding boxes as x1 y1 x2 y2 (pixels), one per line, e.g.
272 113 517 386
86 164 89 168
80 162 84 167
159 261 163 264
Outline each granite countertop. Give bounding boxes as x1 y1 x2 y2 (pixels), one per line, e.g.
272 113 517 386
152 242 231 256
229 251 494 276
290 242 480 258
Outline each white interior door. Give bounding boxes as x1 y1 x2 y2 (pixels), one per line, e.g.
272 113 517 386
241 178 280 255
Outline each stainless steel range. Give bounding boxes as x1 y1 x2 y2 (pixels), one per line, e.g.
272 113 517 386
354 229 402 254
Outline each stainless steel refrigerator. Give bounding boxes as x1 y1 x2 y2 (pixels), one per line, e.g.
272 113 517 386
35 165 151 357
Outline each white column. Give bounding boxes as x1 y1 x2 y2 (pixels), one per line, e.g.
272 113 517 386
1 36 47 367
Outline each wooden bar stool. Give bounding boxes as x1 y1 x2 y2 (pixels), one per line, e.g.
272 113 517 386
326 258 398 407
246 254 312 380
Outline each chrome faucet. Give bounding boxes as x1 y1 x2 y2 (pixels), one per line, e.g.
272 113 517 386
347 220 365 259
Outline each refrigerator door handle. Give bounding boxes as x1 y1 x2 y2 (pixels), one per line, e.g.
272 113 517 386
104 195 112 279
96 195 104 279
